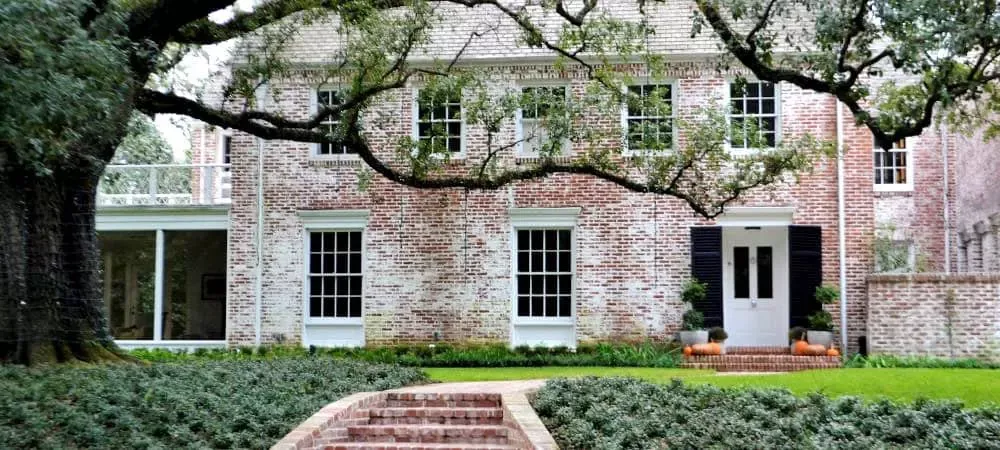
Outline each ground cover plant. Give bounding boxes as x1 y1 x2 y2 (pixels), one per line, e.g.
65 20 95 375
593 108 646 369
845 354 1000 369
133 342 682 368
0 359 425 449
534 377 1000 449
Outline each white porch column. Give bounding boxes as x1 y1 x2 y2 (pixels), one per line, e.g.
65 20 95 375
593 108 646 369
153 229 165 340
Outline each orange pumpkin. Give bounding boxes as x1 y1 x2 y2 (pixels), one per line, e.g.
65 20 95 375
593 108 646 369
826 348 840 357
683 346 693 357
805 344 826 356
707 342 722 355
792 340 810 355
691 343 715 355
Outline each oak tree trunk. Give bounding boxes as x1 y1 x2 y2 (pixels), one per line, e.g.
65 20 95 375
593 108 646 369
0 160 130 365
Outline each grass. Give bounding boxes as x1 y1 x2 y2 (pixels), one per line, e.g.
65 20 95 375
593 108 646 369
423 366 1000 407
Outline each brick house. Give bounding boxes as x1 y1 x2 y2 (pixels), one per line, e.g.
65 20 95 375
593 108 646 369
96 3 1000 355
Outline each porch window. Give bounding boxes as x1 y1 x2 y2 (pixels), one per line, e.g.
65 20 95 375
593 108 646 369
308 231 363 318
100 231 157 340
515 229 573 317
220 135 232 171
729 81 778 149
416 88 463 153
873 138 912 191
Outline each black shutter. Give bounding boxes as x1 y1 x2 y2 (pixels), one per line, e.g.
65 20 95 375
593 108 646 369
690 227 723 327
788 225 823 328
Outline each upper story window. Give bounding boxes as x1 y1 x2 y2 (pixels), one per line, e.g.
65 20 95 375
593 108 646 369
416 88 463 153
623 83 674 152
873 138 912 191
220 134 232 171
519 85 568 155
308 230 363 318
729 81 778 149
316 89 351 155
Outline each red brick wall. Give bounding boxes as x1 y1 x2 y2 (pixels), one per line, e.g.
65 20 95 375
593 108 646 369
867 274 1000 359
205 64 953 353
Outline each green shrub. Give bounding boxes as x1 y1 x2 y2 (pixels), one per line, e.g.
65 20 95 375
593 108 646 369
0 359 424 449
133 342 682 368
680 309 704 331
707 326 728 342
845 354 1000 369
534 377 1000 450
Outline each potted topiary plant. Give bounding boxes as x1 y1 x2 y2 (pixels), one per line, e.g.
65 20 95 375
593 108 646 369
807 285 839 348
708 326 728 354
678 278 709 347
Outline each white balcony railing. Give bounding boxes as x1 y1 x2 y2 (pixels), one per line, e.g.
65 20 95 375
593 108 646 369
98 164 232 207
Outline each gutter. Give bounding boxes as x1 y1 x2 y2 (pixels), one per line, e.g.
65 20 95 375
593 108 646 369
254 82 268 347
836 100 849 353
942 122 951 273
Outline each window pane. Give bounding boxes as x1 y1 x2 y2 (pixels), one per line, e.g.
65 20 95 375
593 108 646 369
757 246 773 299
761 98 775 114
323 298 336 317
336 277 349 296
518 296 530 316
545 297 557 316
761 82 775 97
349 296 362 317
99 231 157 340
531 297 543 317
349 253 362 273
531 275 544 294
322 254 335 274
558 274 572 295
545 275 558 295
558 251 571 272
310 296 322 317
335 297 348 317
559 296 572 317
335 254 348 274
734 246 750 299
517 230 530 250
349 276 362 296
517 252 530 272
310 254 322 273
310 277 322 296
310 233 322 253
349 232 362 252
545 252 558 272
517 275 530 294
161 231 228 340
531 251 544 272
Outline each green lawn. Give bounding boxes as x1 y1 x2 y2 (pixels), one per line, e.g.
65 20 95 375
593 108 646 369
422 367 1000 407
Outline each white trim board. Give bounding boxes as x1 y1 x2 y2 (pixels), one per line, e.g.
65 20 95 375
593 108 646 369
96 207 230 230
509 207 581 227
716 207 795 227
299 209 371 229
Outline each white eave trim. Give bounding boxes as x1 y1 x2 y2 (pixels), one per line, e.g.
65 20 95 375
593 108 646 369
509 207 581 227
716 206 795 227
96 207 229 230
299 209 370 229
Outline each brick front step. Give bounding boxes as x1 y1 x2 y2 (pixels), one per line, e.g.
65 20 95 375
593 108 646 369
346 425 509 444
682 354 842 372
367 407 504 425
382 393 502 409
725 346 791 355
324 443 520 450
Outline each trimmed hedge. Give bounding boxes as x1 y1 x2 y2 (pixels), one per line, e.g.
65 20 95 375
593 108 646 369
0 359 424 449
132 342 683 368
534 377 1000 449
845 354 1000 369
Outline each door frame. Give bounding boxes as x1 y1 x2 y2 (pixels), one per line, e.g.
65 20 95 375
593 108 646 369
721 226 790 346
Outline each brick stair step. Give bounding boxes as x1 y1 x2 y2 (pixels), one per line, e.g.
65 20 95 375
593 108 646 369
684 355 840 363
347 425 509 444
324 443 520 450
382 393 501 409
725 346 791 355
368 407 504 425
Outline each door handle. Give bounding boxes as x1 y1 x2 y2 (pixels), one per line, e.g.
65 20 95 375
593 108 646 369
751 299 758 308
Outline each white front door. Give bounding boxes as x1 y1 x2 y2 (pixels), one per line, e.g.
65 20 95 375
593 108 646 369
722 227 788 347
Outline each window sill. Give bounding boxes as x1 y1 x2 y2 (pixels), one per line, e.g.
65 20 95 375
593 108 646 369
874 186 914 197
514 154 573 165
308 156 363 168
305 317 364 326
513 317 574 326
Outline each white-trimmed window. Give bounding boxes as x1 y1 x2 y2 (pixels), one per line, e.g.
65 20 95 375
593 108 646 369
315 89 351 155
518 85 568 155
729 81 778 149
308 230 363 318
515 229 573 318
873 138 912 191
623 83 674 152
220 133 232 171
415 88 463 153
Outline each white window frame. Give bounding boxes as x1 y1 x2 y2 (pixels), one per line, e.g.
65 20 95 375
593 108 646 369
620 81 677 155
516 81 571 157
300 210 369 327
725 79 781 154
873 138 914 192
509 208 580 327
412 86 466 158
311 86 354 159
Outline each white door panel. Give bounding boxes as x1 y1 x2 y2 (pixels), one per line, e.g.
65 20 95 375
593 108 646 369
722 227 788 347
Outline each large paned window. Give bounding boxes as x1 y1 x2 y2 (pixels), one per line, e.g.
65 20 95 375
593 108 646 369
100 231 157 340
873 138 912 190
416 88 463 153
624 84 674 151
515 229 573 317
729 81 778 149
519 85 568 155
316 89 351 155
308 231 363 318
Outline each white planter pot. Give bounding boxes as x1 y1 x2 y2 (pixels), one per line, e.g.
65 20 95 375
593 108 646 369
679 330 708 347
807 330 834 348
